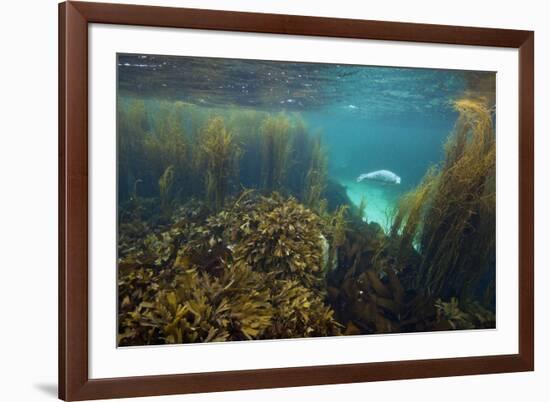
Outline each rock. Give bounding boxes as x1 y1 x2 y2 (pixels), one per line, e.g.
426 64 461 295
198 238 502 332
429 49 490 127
344 322 361 336
319 233 331 271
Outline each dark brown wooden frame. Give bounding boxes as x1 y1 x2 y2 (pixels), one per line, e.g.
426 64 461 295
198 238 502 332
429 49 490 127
59 1 534 400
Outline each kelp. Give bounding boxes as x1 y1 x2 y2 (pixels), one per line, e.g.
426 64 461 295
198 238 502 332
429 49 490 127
359 97 497 327
158 165 175 218
228 109 268 188
260 114 292 193
147 102 188 174
118 191 342 346
303 134 328 210
118 99 197 202
322 205 348 273
286 117 311 194
388 166 437 275
199 116 242 211
118 98 330 212
329 205 348 248
117 95 496 345
390 97 496 302
357 196 367 221
119 264 274 345
434 297 495 330
118 99 149 201
266 278 342 339
142 102 190 199
232 193 326 289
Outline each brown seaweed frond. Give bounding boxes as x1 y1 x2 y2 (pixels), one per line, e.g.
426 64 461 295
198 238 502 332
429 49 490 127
323 205 349 273
117 191 342 346
266 278 342 339
328 205 349 249
232 194 326 289
434 297 495 330
334 266 407 335
120 264 274 345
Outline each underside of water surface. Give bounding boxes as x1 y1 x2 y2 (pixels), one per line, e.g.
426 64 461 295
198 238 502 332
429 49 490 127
116 53 497 346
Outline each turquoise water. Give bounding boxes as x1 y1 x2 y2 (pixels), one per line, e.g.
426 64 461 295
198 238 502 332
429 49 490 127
306 107 456 230
118 54 494 230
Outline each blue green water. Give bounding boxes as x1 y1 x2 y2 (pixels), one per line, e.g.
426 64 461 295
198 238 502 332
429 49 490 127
118 54 494 230
307 108 456 228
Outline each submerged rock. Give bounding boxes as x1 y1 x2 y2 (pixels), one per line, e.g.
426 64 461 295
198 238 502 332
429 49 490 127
319 233 330 271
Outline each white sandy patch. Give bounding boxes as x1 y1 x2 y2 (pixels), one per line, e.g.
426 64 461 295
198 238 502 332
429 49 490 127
340 178 403 232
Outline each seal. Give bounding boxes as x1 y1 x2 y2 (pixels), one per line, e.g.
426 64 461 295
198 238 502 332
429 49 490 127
356 170 401 185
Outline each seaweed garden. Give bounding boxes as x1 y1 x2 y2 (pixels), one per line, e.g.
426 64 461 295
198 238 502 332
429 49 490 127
117 54 497 346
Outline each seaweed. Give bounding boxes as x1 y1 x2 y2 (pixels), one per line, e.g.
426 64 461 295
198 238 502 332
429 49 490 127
260 114 291 193
143 102 190 198
118 99 332 209
389 166 437 275
116 93 497 345
199 116 242 211
119 264 274 345
117 191 342 346
303 134 328 210
323 205 348 273
390 97 496 303
158 165 175 218
232 193 326 289
118 99 149 201
418 98 495 301
266 278 342 338
357 195 367 222
228 109 268 188
434 297 495 330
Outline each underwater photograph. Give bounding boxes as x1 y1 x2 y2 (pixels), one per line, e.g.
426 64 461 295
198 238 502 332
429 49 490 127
116 53 497 347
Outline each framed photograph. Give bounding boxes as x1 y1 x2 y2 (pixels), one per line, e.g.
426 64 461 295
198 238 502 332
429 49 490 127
59 1 534 400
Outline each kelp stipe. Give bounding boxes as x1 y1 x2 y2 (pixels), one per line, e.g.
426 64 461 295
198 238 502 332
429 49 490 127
118 99 198 202
199 116 242 211
389 166 437 273
286 117 311 194
129 178 143 219
303 134 328 210
118 99 149 201
260 114 291 193
144 101 195 201
158 165 175 218
357 195 367 222
228 109 267 189
324 205 349 274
